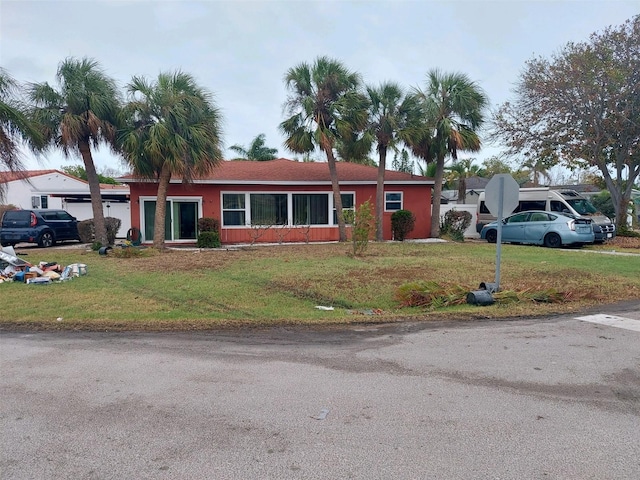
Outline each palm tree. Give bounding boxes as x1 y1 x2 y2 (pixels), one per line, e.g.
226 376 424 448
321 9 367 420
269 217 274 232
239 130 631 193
119 71 223 249
229 133 278 160
414 70 488 237
0 68 43 201
520 155 554 186
27 57 120 246
445 158 482 203
280 56 369 241
366 82 422 241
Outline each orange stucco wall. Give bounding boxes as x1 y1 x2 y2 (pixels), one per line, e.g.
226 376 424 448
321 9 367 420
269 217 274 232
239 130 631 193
127 182 432 244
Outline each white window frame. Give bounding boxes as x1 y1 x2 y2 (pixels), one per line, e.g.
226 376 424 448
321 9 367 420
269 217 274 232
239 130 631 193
384 191 403 212
220 191 356 228
138 196 203 243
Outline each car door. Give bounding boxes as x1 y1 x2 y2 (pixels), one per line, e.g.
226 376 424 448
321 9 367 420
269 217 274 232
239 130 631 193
523 212 554 244
502 212 530 243
54 211 76 240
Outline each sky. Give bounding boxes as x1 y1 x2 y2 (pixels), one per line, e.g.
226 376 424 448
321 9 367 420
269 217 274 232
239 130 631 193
1 0 638 176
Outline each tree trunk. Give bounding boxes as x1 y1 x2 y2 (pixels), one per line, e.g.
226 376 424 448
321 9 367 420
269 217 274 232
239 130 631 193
430 155 445 238
153 162 172 249
375 146 387 241
79 140 108 246
458 176 466 204
325 148 346 242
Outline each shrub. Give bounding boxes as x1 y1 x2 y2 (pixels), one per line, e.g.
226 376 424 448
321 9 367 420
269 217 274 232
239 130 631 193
77 216 121 245
105 217 121 245
78 219 94 243
440 210 472 242
198 217 220 233
197 231 221 248
391 210 415 241
344 200 375 256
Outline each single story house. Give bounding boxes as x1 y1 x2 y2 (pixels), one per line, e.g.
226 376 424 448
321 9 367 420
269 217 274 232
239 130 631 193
0 169 131 237
118 159 435 244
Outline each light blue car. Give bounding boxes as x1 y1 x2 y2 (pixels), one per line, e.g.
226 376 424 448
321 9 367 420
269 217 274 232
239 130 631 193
480 210 595 248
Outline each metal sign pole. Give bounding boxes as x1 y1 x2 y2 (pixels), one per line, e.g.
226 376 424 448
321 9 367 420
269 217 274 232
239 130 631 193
495 177 504 290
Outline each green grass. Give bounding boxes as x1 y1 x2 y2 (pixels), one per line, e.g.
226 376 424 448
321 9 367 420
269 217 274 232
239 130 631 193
1 241 638 330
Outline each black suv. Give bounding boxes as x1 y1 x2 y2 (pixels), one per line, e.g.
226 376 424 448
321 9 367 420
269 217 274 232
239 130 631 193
0 209 81 248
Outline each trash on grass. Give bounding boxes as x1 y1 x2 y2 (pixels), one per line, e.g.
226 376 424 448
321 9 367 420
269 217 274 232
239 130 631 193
315 306 334 311
0 246 88 285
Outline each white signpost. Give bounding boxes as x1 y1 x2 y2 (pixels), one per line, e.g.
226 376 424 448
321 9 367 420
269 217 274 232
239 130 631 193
484 174 520 290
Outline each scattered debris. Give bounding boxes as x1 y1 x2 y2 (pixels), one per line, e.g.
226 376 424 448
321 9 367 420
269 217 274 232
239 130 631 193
0 246 87 285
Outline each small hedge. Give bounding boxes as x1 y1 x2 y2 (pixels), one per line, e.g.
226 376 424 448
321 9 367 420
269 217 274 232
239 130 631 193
197 231 221 248
391 210 416 241
198 217 220 233
440 210 472 242
77 217 122 245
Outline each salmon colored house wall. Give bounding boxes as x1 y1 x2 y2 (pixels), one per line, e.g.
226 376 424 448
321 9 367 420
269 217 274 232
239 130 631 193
127 179 431 244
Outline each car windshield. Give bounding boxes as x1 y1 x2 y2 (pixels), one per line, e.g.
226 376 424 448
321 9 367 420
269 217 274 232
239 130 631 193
566 198 597 215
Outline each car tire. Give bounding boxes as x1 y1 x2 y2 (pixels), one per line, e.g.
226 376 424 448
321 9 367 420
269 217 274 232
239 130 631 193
544 232 562 248
39 231 55 248
485 229 497 243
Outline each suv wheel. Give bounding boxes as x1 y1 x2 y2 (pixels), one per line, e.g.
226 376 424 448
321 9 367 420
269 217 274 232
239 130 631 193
39 231 55 248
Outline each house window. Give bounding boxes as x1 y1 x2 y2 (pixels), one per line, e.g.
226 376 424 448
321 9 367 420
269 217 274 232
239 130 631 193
385 192 402 211
222 192 355 227
222 193 246 226
333 193 355 224
250 194 288 225
293 194 329 225
40 196 49 209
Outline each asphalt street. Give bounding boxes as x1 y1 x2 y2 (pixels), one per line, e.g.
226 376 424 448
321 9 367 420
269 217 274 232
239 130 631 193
1 304 639 480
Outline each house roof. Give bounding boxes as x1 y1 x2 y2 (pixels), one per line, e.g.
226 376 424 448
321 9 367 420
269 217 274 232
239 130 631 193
466 175 490 190
0 169 129 194
117 158 434 185
0 169 60 183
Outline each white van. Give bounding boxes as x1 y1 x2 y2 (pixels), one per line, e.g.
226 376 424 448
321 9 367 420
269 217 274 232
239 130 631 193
476 188 616 242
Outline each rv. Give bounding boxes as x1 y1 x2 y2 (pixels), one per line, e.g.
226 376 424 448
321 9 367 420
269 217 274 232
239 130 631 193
476 188 616 242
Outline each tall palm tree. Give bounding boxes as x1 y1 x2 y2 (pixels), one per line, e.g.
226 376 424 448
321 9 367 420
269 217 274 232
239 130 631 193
28 57 120 246
230 133 278 160
414 70 488 237
119 71 223 249
445 158 482 203
366 82 422 241
0 68 44 201
280 56 369 241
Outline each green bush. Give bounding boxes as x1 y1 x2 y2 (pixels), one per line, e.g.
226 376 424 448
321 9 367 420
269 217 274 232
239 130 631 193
391 210 415 241
440 210 472 242
78 219 94 243
197 231 221 248
198 217 220 233
77 216 121 245
344 200 375 256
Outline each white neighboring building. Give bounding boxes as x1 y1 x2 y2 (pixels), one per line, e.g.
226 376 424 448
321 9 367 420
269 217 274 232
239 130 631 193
0 170 131 237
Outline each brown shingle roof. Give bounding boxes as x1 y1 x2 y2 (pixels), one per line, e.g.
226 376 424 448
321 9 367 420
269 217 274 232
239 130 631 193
0 169 59 183
118 158 433 184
